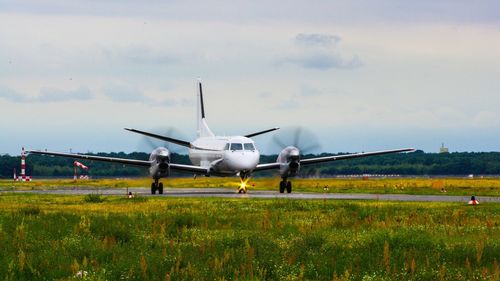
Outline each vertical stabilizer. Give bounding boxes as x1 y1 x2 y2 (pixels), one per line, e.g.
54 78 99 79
196 79 215 138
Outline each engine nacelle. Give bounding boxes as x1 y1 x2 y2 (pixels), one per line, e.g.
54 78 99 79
149 147 171 178
277 146 300 178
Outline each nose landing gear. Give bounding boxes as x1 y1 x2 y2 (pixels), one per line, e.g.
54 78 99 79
238 175 250 194
151 179 164 194
279 178 292 193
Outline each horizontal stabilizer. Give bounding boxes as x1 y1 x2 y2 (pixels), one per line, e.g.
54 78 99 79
245 127 280 138
125 128 191 148
125 128 222 151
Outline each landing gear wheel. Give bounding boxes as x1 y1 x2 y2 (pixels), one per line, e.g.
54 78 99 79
238 174 250 194
158 182 164 194
286 181 292 193
279 181 285 193
151 182 156 194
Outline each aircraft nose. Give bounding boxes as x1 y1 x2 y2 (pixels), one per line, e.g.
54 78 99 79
227 151 258 171
290 149 300 157
157 150 170 161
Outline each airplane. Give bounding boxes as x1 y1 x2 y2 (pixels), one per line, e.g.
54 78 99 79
29 80 415 194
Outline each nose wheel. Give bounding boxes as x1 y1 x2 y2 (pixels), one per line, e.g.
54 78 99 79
279 179 292 193
238 175 250 194
151 180 164 195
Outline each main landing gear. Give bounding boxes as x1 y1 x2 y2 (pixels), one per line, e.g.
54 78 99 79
151 179 164 195
279 178 292 193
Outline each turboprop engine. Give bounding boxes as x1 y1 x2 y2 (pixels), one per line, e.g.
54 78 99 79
149 147 171 179
277 146 301 178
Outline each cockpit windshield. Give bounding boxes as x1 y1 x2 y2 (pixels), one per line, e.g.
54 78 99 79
244 143 255 151
230 143 243 150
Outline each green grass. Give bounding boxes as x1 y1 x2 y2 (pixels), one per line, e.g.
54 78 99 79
83 193 106 203
0 194 498 280
2 177 500 196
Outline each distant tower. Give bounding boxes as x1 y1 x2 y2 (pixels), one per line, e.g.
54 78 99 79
18 147 32 181
439 143 449 154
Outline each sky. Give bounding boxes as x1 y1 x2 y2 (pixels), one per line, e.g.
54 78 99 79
1 0 500 155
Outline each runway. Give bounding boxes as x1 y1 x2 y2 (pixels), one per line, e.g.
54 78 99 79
4 187 500 203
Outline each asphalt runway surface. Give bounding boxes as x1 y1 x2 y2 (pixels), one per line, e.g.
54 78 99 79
4 187 500 203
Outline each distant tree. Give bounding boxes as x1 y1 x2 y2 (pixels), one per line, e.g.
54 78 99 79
2 151 500 178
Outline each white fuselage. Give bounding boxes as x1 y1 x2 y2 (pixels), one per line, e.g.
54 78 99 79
188 136 260 176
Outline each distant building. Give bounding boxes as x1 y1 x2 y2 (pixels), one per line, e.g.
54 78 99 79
439 143 449 153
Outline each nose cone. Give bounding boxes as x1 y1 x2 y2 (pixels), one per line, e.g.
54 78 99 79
158 150 169 157
155 147 170 161
226 151 259 171
289 148 300 158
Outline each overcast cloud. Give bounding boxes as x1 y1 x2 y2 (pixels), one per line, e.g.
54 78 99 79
1 1 500 154
0 86 92 103
277 33 362 70
295 34 341 47
1 0 499 24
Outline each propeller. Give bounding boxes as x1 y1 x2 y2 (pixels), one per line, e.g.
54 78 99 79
270 126 322 156
137 127 187 154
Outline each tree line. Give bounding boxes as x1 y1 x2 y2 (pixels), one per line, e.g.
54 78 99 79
1 150 500 178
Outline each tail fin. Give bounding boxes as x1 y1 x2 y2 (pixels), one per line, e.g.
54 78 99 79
197 79 215 138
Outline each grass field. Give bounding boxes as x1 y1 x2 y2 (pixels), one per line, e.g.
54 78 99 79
2 177 500 196
0 193 498 280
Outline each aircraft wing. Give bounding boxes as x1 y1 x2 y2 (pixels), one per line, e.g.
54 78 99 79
254 148 415 171
299 148 415 165
28 150 209 174
28 150 153 167
169 163 209 174
253 162 281 171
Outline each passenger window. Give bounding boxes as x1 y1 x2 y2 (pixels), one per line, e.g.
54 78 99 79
244 143 255 151
230 143 243 150
224 143 230 150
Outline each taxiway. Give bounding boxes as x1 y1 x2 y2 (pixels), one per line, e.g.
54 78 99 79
4 187 500 203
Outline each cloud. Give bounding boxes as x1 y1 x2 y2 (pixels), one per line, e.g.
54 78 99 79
285 53 362 70
37 86 92 102
295 33 340 47
102 85 149 103
274 99 300 110
101 45 179 66
279 33 362 70
298 85 322 97
0 86 92 103
1 1 499 24
257 92 272 98
0 86 26 102
102 84 194 107
159 98 194 107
